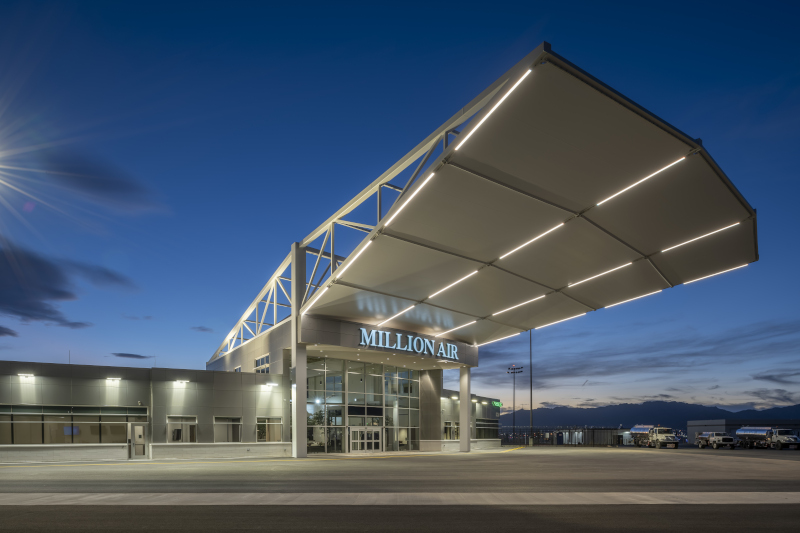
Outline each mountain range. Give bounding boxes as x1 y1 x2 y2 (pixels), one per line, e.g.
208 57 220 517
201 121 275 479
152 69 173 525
498 401 800 431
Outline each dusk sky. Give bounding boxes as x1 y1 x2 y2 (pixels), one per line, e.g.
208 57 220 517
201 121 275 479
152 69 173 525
1 1 798 412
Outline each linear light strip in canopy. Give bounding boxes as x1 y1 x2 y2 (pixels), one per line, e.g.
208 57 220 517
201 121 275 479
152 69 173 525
476 333 521 347
455 69 532 151
661 222 740 253
684 264 747 285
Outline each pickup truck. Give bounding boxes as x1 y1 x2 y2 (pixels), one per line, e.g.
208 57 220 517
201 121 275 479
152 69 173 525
694 432 736 449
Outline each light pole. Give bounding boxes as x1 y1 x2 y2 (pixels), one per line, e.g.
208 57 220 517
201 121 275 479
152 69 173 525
529 330 533 445
507 365 523 440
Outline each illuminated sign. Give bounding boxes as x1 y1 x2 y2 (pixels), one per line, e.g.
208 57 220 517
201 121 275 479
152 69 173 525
492 401 502 407
359 328 459 360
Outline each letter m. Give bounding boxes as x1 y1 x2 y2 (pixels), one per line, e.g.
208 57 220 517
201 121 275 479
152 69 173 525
359 328 377 347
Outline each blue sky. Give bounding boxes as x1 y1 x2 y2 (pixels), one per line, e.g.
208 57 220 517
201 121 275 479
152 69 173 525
0 1 798 411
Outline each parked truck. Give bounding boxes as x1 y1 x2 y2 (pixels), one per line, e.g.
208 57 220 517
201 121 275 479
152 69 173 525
735 427 800 450
694 432 736 449
630 425 680 449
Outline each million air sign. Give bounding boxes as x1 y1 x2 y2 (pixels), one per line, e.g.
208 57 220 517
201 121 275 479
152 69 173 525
359 328 460 360
299 316 479 367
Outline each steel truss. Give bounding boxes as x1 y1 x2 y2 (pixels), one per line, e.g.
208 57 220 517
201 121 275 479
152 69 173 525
209 46 530 360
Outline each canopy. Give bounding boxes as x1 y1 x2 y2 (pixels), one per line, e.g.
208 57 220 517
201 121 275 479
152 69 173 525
301 43 757 348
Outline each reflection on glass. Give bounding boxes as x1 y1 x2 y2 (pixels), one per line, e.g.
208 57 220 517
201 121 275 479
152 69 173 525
365 363 382 376
365 375 382 394
327 428 343 453
326 406 343 426
44 416 71 444
347 394 365 405
398 379 410 396
347 361 365 374
306 403 325 426
349 373 365 393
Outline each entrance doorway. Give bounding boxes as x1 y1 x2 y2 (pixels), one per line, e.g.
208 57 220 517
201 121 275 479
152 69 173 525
130 423 147 459
349 427 382 453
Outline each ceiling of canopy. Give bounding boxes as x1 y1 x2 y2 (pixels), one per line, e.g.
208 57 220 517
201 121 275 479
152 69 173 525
302 44 757 348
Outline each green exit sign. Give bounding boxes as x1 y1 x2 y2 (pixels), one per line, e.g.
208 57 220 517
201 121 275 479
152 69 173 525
492 401 502 407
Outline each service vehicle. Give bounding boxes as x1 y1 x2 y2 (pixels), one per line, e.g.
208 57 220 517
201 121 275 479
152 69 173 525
630 425 679 449
694 432 736 449
735 427 800 450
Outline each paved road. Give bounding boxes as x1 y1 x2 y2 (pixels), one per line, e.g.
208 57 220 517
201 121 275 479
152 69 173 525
1 447 799 531
0 505 798 531
2 446 799 493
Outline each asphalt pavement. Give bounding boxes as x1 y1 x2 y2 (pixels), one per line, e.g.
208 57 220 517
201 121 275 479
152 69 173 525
0 446 798 531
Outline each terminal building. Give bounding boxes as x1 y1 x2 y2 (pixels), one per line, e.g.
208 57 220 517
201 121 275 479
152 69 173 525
0 42 758 462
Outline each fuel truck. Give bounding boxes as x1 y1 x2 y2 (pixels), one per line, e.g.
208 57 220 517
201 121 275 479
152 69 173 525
630 425 680 449
735 427 800 450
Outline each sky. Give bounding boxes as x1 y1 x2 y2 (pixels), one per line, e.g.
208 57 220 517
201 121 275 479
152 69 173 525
0 1 798 412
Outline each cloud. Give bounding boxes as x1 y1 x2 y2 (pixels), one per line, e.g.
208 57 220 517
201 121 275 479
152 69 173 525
0 243 135 330
191 326 213 333
709 385 720 390
744 388 800 406
540 402 569 409
123 315 153 321
36 148 162 214
0 326 19 337
111 352 152 360
473 319 800 394
752 371 800 385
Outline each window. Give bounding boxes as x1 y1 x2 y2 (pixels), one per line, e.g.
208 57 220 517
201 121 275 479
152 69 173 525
255 355 269 374
0 406 145 445
257 417 281 442
234 367 241 373
214 417 242 442
444 421 460 440
167 416 197 443
476 418 499 439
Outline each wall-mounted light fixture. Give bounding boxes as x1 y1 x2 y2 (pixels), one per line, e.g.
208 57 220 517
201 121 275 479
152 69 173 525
450 395 458 400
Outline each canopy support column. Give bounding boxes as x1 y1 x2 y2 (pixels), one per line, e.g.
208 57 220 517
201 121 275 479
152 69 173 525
290 242 307 458
459 366 471 453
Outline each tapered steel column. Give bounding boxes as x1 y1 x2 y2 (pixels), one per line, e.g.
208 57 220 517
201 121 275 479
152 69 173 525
459 366 471 452
290 242 307 458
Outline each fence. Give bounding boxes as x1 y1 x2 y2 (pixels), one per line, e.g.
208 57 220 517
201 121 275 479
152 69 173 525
500 427 631 447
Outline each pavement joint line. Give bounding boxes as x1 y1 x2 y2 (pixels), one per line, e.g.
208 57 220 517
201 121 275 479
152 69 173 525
1 492 799 506
0 448 518 469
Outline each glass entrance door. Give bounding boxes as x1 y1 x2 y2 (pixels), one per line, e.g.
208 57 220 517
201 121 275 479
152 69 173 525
349 426 382 453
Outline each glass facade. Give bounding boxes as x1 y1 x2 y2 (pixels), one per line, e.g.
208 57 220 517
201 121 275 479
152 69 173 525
306 357 420 453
